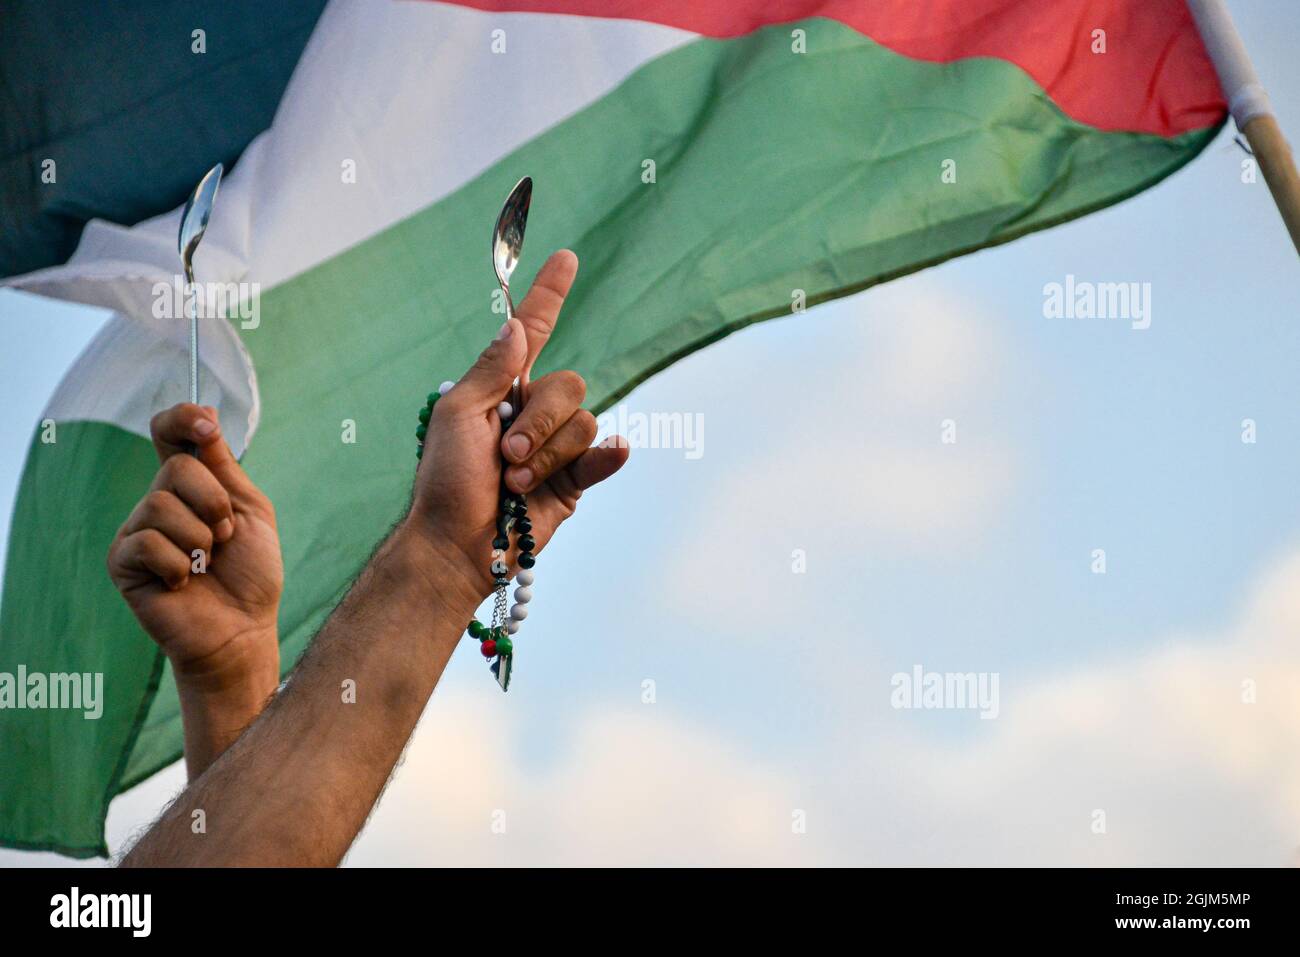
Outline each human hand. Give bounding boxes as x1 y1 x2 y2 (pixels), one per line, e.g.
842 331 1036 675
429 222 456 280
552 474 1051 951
107 404 282 773
404 249 629 601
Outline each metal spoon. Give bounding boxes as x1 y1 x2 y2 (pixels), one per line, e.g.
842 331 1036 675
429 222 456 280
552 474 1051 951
178 163 224 407
491 176 532 412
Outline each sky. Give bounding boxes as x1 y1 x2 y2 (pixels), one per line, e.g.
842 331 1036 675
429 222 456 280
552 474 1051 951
2 3 1299 866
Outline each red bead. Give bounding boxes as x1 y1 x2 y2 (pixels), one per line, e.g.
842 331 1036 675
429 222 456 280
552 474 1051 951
481 639 497 658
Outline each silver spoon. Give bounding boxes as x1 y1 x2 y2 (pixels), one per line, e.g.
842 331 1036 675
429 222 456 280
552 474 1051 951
491 176 532 412
178 163 224 409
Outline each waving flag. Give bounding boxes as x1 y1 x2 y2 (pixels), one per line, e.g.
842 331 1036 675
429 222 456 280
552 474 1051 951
1 0 1225 855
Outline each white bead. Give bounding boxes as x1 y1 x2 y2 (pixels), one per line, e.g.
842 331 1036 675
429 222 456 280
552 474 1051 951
513 586 532 604
506 619 520 634
497 401 514 420
509 603 528 621
515 568 534 586
491 559 508 575
438 380 456 396
491 548 505 560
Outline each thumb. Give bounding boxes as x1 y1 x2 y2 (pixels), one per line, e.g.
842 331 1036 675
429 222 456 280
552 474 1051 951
192 407 260 504
454 317 527 408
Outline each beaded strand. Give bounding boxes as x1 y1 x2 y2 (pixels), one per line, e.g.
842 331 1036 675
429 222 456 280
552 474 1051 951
417 380 535 691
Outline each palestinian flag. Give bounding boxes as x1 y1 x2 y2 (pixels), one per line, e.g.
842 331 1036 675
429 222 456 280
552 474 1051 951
0 0 1226 856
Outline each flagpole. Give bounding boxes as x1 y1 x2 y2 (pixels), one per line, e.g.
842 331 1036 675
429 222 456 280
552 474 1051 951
1187 0 1300 256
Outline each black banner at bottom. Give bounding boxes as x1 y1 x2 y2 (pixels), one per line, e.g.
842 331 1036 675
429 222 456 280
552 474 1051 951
0 866 1290 942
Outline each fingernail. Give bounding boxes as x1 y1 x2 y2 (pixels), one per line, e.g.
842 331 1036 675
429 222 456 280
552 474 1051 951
511 466 533 489
214 518 234 542
193 418 216 438
507 433 530 459
496 320 514 341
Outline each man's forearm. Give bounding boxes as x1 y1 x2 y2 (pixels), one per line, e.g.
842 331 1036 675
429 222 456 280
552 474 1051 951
122 525 479 867
172 628 280 779
174 669 277 780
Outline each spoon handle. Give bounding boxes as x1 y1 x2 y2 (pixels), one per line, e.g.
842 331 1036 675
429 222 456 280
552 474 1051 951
503 291 529 411
186 267 200 456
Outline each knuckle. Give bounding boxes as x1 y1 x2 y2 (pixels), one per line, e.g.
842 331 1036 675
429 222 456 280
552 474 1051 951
194 522 215 552
143 489 175 518
253 488 276 518
136 527 167 555
575 409 598 444
527 446 557 479
158 453 189 483
553 369 586 403
528 408 558 442
151 403 195 441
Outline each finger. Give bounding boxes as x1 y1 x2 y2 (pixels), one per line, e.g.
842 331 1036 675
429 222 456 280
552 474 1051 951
150 403 219 462
539 438 629 518
514 249 578 374
150 454 235 541
501 369 586 464
108 528 192 591
150 403 259 502
120 490 216 557
505 409 598 494
450 316 528 409
567 437 630 492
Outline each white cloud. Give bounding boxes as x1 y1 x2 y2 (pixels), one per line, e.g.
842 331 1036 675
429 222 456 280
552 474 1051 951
657 281 1017 628
350 548 1300 866
828 548 1300 866
345 700 830 866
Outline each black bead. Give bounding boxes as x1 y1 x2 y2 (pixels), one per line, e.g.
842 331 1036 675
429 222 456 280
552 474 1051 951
516 517 532 534
517 534 535 552
492 536 509 550
518 551 536 569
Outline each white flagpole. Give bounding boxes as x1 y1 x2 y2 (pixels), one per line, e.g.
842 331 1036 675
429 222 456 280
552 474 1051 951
1187 0 1300 255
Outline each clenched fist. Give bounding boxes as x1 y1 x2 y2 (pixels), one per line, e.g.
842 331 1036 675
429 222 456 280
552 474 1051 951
107 403 282 775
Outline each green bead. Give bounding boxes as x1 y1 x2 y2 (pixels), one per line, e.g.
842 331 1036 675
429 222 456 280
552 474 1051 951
416 445 423 459
416 423 427 440
468 619 485 639
495 636 513 656
418 406 431 424
426 392 439 407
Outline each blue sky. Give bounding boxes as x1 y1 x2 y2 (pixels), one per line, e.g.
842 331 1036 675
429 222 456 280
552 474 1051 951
2 3 1299 865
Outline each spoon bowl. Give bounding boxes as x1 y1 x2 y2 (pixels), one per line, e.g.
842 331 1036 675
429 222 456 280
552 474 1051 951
491 176 532 312
491 177 532 411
